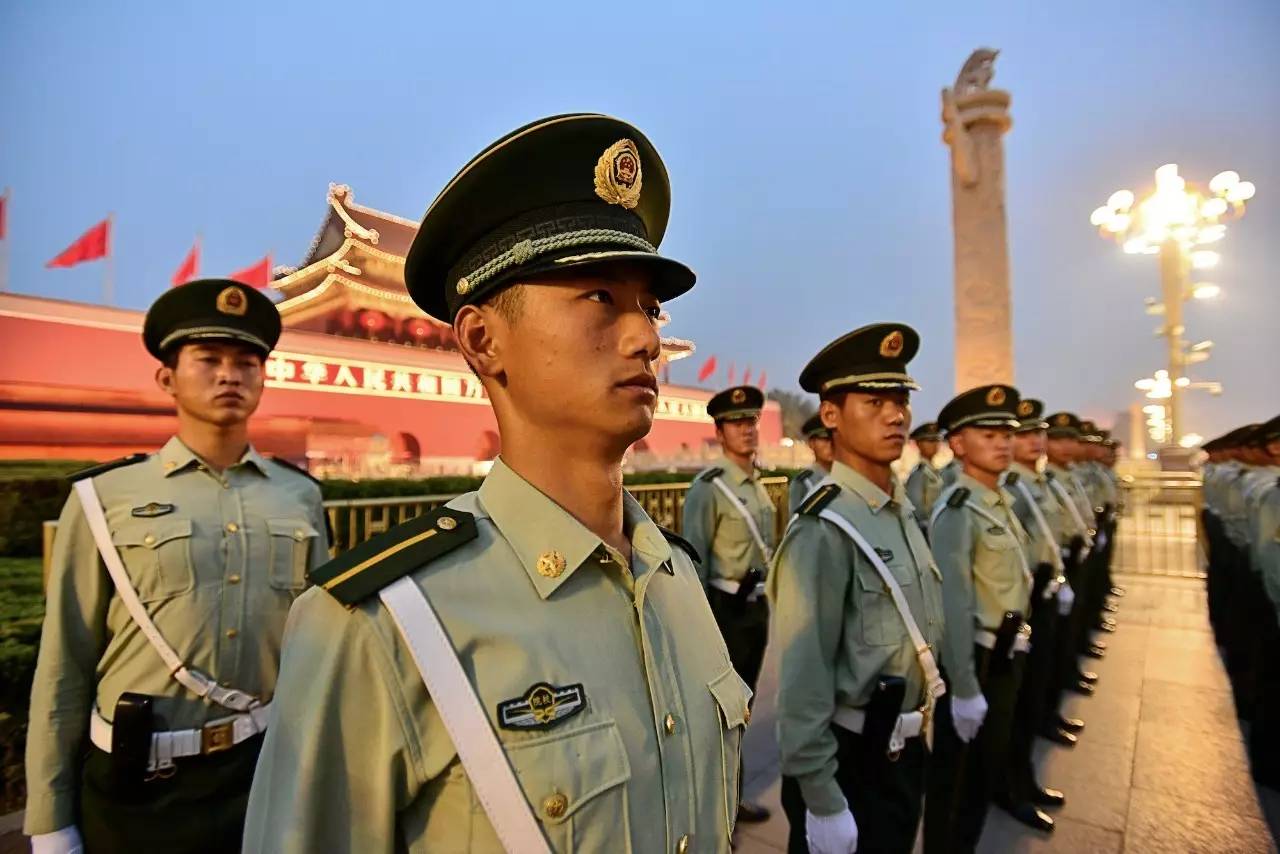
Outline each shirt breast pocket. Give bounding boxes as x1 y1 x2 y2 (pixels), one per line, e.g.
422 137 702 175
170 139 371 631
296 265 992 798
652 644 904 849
267 518 318 591
503 720 633 852
110 518 195 602
855 565 907 646
709 666 752 843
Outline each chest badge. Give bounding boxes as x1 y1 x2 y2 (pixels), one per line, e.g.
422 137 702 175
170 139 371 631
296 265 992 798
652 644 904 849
988 525 1007 536
497 682 586 731
874 547 894 563
131 502 175 518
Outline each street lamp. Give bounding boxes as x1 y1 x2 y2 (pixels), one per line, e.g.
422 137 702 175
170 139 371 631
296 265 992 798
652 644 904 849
1092 164 1255 444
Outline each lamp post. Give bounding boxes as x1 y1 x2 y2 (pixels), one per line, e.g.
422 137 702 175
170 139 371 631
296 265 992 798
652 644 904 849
1091 164 1254 444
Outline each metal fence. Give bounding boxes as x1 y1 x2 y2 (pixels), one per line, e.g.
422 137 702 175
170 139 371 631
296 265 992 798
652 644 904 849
1112 471 1204 579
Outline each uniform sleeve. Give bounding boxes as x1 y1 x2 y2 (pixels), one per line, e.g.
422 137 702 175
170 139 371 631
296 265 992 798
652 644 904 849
787 476 807 515
1254 491 1280 617
23 491 111 835
243 590 421 853
767 519 853 816
932 508 981 699
307 485 332 570
905 467 925 513
681 481 717 586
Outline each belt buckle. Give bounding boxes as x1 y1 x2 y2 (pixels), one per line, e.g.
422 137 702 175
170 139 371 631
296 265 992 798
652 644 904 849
201 721 235 755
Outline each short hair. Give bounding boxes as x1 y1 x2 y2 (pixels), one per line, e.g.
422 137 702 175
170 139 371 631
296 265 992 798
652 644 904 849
459 284 526 377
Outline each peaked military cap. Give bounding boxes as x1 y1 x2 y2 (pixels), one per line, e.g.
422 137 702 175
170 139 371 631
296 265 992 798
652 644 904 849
1013 398 1048 432
143 278 281 359
910 421 943 442
799 322 920 395
708 386 764 422
1255 414 1280 445
938 384 1021 433
801 412 831 440
1045 411 1083 439
404 113 695 323
1079 419 1104 443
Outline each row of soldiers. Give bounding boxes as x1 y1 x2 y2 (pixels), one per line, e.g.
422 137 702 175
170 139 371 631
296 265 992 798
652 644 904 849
683 329 1125 853
23 112 1128 854
1201 417 1280 791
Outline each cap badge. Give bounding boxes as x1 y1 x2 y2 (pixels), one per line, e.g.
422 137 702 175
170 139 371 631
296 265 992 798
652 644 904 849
1017 400 1033 417
455 276 473 296
216 286 248 317
536 550 567 578
731 388 747 404
986 387 1007 406
1055 414 1070 426
594 139 642 210
879 330 905 358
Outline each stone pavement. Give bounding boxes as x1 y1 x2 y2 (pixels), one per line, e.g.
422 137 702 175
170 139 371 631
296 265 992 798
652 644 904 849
735 571 1280 853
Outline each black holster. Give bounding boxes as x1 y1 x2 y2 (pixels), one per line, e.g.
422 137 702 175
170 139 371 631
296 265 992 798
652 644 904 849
1031 562 1055 604
991 610 1024 661
110 692 155 789
861 676 907 757
734 567 764 606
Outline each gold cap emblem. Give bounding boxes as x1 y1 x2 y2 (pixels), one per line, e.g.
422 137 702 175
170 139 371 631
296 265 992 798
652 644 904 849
1017 400 1033 417
216 286 248 316
536 550 567 578
730 388 747 404
1055 413 1070 426
594 139 642 210
437 515 457 531
880 330 904 358
455 276 472 296
986 386 1007 406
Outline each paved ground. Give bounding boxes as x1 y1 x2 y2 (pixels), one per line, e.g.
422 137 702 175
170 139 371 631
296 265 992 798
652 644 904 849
735 571 1280 853
4 571 1277 853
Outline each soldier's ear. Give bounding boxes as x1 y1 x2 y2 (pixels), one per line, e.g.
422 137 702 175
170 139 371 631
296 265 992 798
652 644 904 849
454 304 504 381
819 398 840 431
948 432 965 458
155 365 176 399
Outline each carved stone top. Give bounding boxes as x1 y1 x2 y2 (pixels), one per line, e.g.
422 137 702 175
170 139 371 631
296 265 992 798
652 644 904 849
955 48 998 95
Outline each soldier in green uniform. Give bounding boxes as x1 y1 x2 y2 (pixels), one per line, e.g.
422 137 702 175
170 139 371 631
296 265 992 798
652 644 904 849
1245 415 1280 786
923 384 1035 853
905 421 945 527
243 114 752 853
769 323 946 854
683 384 776 824
25 279 329 854
788 413 835 514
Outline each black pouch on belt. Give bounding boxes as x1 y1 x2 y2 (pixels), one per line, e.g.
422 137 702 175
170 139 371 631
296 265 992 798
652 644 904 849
1031 562 1054 603
110 692 154 789
862 675 906 756
734 566 763 606
991 610 1024 661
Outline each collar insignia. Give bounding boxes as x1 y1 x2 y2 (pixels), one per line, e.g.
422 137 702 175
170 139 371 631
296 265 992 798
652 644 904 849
497 682 586 730
536 550 567 578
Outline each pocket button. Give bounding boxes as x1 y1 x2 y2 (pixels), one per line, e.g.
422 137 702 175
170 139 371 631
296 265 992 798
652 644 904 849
542 792 568 819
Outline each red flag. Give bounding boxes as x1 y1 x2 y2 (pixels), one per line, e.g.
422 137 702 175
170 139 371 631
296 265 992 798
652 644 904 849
0 189 8 241
757 371 767 389
171 240 200 287
46 218 110 268
727 362 736 385
743 367 753 386
229 254 271 288
697 355 717 382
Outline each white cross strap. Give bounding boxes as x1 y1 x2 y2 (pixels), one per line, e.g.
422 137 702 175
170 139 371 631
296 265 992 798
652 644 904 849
1047 478 1094 549
710 475 774 564
379 575 551 854
72 478 262 714
959 499 1033 587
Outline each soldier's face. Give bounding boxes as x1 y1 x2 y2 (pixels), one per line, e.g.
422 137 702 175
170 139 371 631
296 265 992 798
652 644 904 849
916 439 939 460
463 266 663 448
808 435 834 466
824 390 910 465
1046 436 1077 464
717 416 760 457
952 426 1012 476
157 342 265 427
1013 429 1046 465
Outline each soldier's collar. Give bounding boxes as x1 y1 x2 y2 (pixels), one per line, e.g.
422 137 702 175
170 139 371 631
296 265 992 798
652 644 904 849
478 457 671 600
956 471 1002 506
722 457 755 485
159 436 270 478
237 445 272 477
1008 460 1041 482
829 460 906 514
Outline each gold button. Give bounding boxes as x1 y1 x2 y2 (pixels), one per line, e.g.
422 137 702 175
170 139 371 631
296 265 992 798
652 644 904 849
664 713 677 734
226 522 239 533
744 707 752 725
542 792 568 819
294 529 305 541
142 533 156 546
677 834 690 854
228 574 241 585
536 550 567 578
225 628 238 639
437 515 457 531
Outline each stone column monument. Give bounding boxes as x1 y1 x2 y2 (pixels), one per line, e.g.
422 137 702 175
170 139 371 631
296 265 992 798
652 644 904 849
942 49 1014 390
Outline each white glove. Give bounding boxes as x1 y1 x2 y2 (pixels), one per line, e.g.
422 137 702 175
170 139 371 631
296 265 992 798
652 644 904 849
950 692 988 743
1057 580 1076 616
30 826 83 854
806 808 858 854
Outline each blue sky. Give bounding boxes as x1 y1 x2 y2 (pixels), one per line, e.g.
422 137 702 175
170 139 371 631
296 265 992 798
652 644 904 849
2 1 1277 440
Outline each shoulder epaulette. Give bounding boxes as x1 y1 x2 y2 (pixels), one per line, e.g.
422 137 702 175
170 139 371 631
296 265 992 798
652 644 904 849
794 469 813 483
658 526 701 565
1003 471 1020 487
68 453 149 482
695 467 724 483
268 455 323 486
799 483 841 516
947 487 972 508
1044 470 1056 481
310 506 477 606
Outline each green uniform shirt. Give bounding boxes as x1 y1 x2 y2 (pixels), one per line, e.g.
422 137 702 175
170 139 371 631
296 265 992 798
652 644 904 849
683 459 777 586
1251 477 1280 618
1045 462 1094 541
905 461 944 522
24 437 328 834
932 473 1033 700
767 461 945 816
243 458 751 853
1003 462 1060 567
787 464 829 515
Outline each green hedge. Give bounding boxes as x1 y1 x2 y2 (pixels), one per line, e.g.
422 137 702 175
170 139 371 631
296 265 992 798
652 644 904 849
0 461 94 557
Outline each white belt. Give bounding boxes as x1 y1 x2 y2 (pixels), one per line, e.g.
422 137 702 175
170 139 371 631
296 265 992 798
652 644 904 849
709 577 766 601
90 703 271 772
832 705 926 755
975 626 1032 655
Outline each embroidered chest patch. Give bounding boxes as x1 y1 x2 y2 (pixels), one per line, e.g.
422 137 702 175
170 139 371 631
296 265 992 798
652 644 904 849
874 547 894 562
131 502 175 518
497 682 586 731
